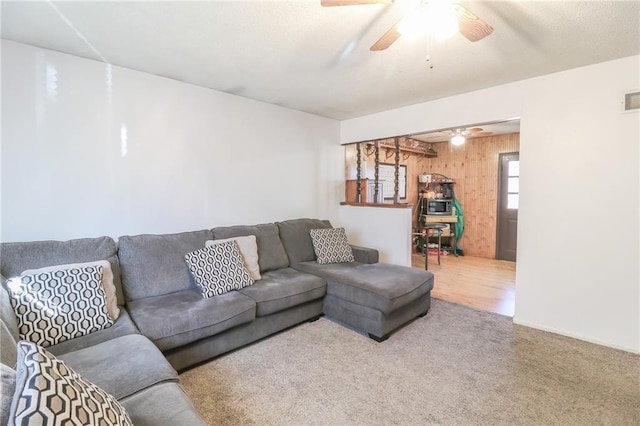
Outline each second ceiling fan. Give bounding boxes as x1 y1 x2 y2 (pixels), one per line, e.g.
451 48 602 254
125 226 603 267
321 0 494 51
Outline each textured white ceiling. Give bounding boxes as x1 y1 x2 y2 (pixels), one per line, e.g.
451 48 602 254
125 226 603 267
2 0 639 120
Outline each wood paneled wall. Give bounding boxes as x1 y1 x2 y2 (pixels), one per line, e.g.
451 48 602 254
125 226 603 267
344 133 519 259
426 133 520 258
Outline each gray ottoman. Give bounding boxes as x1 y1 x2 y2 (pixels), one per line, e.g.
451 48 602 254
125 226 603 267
292 262 435 341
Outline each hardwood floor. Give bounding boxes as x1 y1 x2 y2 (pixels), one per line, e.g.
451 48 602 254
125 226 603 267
411 251 516 316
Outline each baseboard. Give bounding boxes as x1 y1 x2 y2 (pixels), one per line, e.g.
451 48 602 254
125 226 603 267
512 317 640 355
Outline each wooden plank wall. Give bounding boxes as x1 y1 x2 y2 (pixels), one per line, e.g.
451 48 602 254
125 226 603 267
426 133 520 258
344 133 519 259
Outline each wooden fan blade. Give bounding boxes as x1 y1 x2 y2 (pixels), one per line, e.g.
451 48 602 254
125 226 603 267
453 4 493 42
370 20 401 51
467 127 484 133
469 131 493 138
321 0 392 6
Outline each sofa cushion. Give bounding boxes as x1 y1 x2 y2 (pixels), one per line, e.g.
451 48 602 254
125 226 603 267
127 290 256 351
185 242 254 298
58 334 178 400
1 363 14 426
238 268 326 317
0 236 125 306
0 321 17 368
120 382 206 426
118 230 213 301
46 309 139 357
0 281 20 344
309 227 355 264
276 218 332 264
350 245 379 264
206 235 261 281
292 262 434 314
7 264 113 347
212 223 289 272
11 341 133 426
22 260 120 320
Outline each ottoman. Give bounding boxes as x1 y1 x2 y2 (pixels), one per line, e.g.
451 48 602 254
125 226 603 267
292 262 435 341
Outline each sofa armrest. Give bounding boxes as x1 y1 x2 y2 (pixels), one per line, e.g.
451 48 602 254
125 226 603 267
350 245 379 264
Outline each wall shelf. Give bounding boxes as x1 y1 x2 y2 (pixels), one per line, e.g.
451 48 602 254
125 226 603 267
365 140 438 158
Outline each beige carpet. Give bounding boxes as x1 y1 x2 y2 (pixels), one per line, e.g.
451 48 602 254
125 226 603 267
180 299 640 425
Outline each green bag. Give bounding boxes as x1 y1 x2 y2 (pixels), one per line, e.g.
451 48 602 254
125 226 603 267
452 198 464 255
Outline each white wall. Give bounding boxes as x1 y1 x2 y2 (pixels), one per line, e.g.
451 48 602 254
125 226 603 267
1 41 343 241
340 82 525 144
341 56 640 353
515 57 639 353
337 205 413 266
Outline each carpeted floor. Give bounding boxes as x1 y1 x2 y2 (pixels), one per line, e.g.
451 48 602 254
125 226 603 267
180 299 640 425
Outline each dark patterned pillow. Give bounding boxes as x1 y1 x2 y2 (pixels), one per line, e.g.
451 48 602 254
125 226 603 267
10 341 133 426
6 265 113 347
185 241 254 298
309 227 355 264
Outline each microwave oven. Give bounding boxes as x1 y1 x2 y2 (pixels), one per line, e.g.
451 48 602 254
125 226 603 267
426 199 453 215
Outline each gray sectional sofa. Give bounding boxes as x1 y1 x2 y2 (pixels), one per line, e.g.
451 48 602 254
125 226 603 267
0 237 205 425
1 218 434 425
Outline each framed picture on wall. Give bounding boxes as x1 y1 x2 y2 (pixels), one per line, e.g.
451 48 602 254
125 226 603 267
379 163 407 200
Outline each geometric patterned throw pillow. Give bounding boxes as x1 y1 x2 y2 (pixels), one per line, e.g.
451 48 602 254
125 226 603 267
10 341 133 426
205 235 262 281
309 227 355 264
21 260 120 321
185 240 254 298
6 265 114 347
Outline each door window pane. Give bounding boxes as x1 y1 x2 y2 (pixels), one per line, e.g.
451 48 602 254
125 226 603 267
507 194 519 209
508 177 519 193
508 161 519 177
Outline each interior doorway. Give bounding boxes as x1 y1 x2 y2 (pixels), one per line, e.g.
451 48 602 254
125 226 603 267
496 152 519 262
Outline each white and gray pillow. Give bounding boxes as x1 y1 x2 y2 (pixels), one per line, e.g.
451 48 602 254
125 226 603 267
6 264 114 347
10 341 133 425
21 260 120 321
185 240 254 298
309 227 355 264
205 235 261 281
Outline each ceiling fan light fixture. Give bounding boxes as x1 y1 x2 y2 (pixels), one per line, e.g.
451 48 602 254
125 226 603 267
397 9 429 41
425 0 459 42
451 134 466 146
398 1 458 42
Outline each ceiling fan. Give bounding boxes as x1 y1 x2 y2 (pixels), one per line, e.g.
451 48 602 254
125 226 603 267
465 127 494 137
449 127 494 145
321 0 493 51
